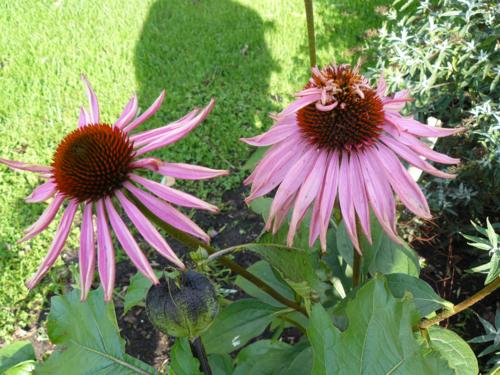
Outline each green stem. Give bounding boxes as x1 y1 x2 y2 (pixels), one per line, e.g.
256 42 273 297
127 194 307 316
304 0 317 67
352 248 362 288
419 276 500 329
189 337 212 375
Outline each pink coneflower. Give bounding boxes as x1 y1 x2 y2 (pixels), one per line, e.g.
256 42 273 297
0 76 228 301
242 63 461 252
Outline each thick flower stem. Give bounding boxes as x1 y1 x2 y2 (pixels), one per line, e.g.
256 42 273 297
190 337 212 375
304 0 317 67
128 194 307 316
419 276 500 329
352 249 362 288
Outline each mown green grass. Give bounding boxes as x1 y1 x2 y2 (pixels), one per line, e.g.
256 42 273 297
0 0 390 342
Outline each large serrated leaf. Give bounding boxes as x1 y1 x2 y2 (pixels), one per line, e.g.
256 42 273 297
202 299 280 354
36 288 157 375
307 276 454 375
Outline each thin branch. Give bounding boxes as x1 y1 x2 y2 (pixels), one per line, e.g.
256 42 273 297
304 0 317 67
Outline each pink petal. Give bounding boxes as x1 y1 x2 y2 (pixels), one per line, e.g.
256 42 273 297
278 94 321 117
358 150 400 243
135 99 215 156
129 109 199 145
241 123 298 147
380 134 456 178
114 95 138 129
96 199 115 302
295 87 323 97
385 112 464 138
338 152 360 253
115 190 184 269
269 192 297 234
124 90 165 132
124 182 209 243
131 158 228 180
130 174 218 212
104 197 159 284
309 151 339 250
78 107 91 128
81 75 100 124
0 158 51 174
315 101 338 111
376 74 387 97
288 151 327 246
25 181 57 203
350 153 372 243
26 200 78 289
79 203 95 301
375 144 431 218
19 194 65 243
268 146 319 226
246 136 306 202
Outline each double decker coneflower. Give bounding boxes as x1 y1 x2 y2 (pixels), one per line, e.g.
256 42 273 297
242 63 462 252
0 77 228 301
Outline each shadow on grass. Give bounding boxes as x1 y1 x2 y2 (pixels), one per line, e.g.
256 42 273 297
134 0 278 190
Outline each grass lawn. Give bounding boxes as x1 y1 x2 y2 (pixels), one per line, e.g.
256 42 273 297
0 0 390 342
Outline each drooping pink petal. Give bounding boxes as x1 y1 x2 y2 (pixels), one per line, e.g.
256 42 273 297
359 149 400 244
383 127 460 164
241 123 298 147
375 144 431 218
246 137 306 202
380 134 456 179
19 194 65 243
385 112 464 138
79 203 95 301
96 199 115 302
135 99 215 156
104 197 159 284
131 158 229 180
268 146 319 226
129 108 199 145
124 182 209 243
81 75 100 124
78 107 91 128
349 153 372 243
338 152 360 253
114 95 138 129
123 90 166 133
316 151 340 250
25 181 57 203
295 87 323 97
26 200 78 289
278 94 321 117
287 151 327 246
271 192 297 234
0 158 51 174
130 174 218 212
115 190 184 269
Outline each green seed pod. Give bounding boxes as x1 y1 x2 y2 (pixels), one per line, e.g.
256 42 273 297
146 270 218 338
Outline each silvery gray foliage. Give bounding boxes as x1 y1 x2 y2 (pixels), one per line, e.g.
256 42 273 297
368 0 499 229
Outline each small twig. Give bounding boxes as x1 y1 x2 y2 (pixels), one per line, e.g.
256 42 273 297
419 277 500 329
352 248 362 288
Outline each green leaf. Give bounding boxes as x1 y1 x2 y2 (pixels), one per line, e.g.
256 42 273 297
233 340 310 375
386 273 453 316
123 271 157 314
427 326 479 375
202 299 280 354
336 219 420 278
36 288 158 375
277 346 313 375
486 218 498 249
0 341 35 373
4 360 36 375
248 197 272 221
235 260 295 307
242 147 267 171
169 338 202 375
208 353 233 375
307 276 454 375
485 251 500 284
